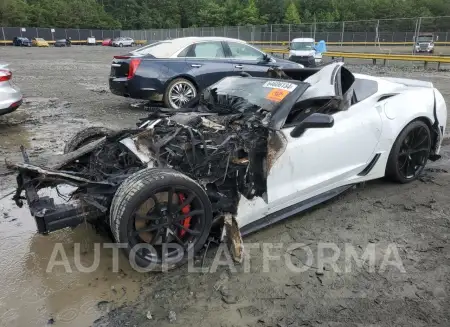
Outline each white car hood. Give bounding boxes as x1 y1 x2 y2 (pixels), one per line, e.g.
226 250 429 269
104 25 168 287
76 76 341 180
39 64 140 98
289 50 315 57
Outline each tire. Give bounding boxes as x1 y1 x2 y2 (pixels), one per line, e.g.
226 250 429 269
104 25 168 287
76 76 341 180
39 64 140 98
385 120 431 183
63 126 114 154
131 42 135 47
163 78 197 109
119 43 123 47
110 168 213 271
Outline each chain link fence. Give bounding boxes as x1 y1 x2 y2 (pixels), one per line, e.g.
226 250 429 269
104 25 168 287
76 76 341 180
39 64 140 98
1 16 450 48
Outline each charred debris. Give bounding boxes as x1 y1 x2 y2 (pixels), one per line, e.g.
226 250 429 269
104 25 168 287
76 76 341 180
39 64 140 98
133 87 272 216
11 69 292 224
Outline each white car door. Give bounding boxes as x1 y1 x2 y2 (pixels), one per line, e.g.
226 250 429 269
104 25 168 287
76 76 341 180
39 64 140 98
266 68 383 211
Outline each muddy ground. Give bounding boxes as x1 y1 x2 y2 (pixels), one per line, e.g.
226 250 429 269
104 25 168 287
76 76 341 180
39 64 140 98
0 46 449 327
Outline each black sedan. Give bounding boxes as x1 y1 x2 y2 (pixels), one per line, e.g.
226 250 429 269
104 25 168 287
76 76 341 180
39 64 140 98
12 37 31 47
109 37 304 109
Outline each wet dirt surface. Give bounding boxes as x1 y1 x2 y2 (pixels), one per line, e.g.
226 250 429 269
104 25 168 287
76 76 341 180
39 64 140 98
0 46 449 327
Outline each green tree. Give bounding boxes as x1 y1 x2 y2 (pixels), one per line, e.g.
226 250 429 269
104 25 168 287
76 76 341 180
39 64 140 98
284 1 301 24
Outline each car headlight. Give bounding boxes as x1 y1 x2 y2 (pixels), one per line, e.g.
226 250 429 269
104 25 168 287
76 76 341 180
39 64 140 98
297 63 304 68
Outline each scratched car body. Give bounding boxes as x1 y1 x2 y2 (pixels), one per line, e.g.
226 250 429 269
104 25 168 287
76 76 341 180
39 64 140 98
6 62 447 270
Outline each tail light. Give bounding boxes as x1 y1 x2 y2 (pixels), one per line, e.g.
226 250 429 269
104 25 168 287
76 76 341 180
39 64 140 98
127 58 141 80
0 69 12 82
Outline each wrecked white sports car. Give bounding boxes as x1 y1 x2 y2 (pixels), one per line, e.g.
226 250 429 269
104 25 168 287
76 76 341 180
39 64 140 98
6 62 447 270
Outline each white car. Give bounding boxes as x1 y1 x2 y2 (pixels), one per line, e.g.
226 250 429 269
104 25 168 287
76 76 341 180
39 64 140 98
0 63 23 116
7 62 447 270
288 37 324 67
112 37 135 47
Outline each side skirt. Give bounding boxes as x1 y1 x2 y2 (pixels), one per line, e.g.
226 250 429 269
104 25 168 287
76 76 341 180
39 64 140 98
240 185 353 237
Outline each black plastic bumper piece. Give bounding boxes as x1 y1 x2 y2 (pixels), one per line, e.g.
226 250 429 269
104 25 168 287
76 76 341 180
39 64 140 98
30 196 90 234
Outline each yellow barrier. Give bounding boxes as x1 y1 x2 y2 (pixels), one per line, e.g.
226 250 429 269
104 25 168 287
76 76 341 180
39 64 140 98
252 41 450 46
262 48 450 69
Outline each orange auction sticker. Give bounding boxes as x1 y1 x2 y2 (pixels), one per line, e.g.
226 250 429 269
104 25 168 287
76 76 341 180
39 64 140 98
266 88 289 102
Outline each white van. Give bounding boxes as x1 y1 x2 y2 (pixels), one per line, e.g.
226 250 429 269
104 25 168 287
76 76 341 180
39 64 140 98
288 38 324 66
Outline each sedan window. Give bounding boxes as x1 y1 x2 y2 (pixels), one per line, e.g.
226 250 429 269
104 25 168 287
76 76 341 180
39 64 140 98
228 42 264 60
186 42 225 58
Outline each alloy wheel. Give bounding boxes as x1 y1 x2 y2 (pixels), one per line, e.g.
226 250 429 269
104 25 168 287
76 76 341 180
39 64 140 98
168 81 196 109
397 125 431 180
128 186 207 265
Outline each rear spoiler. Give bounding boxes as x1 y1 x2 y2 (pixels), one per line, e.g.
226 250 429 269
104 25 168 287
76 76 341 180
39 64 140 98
381 77 434 88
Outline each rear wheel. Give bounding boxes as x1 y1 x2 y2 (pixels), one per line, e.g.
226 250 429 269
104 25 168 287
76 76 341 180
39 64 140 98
110 168 212 271
163 78 197 109
119 43 123 47
64 126 114 154
386 120 431 183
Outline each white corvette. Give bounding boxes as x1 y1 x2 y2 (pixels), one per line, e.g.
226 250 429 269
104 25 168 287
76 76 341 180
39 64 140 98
6 62 447 270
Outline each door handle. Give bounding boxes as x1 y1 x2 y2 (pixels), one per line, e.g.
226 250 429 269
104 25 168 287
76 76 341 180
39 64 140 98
191 64 202 68
235 65 243 68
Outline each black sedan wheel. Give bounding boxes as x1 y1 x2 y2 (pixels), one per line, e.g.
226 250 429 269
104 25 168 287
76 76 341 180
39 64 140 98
110 168 212 271
164 78 197 109
386 120 431 183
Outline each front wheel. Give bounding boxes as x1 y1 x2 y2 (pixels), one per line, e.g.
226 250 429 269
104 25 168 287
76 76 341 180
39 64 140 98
119 43 123 47
385 120 431 183
110 168 213 271
163 78 197 109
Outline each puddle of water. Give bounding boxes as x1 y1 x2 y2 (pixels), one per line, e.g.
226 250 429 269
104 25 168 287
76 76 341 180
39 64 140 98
0 186 146 327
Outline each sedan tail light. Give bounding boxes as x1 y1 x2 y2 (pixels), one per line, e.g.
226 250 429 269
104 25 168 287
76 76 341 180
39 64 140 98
0 69 12 82
127 58 141 80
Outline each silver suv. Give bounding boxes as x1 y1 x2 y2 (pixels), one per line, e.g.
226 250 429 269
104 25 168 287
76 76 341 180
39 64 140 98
0 63 23 116
112 37 135 47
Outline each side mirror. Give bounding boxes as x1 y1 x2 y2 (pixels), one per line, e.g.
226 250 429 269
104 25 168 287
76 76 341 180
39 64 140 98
290 113 334 138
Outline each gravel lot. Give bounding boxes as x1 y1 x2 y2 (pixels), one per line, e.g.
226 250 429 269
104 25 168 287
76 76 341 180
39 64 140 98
0 46 449 327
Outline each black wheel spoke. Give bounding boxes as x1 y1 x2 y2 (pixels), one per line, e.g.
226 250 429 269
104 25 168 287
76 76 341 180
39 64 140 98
178 193 196 210
133 224 164 236
161 229 168 245
410 147 429 154
413 134 428 149
174 210 205 222
173 223 201 236
135 213 159 221
150 228 163 245
169 228 186 246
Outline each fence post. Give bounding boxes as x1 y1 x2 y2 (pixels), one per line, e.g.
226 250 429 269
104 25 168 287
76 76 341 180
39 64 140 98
375 20 380 47
36 27 39 38
78 28 81 41
340 21 345 47
270 24 272 47
1 27 5 46
238 26 240 40
288 24 291 42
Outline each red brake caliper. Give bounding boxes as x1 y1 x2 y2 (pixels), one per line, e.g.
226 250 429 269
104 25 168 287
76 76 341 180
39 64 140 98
178 194 191 237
